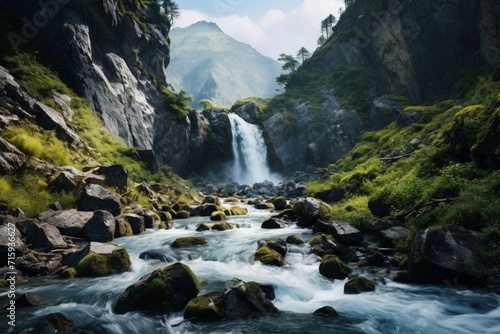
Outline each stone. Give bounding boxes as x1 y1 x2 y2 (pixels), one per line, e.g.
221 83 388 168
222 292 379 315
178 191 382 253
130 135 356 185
313 306 339 317
224 281 279 319
78 184 121 216
380 226 411 248
48 170 79 192
196 223 211 232
184 292 226 322
319 255 352 280
191 203 219 217
325 221 362 245
261 218 286 229
254 240 287 267
0 223 26 266
408 226 490 287
93 165 128 192
171 237 208 248
123 214 145 235
210 211 227 221
268 196 287 210
293 197 331 227
29 312 78 334
61 243 90 268
76 242 131 277
84 210 116 242
24 222 67 252
115 218 133 237
114 263 200 314
367 252 386 266
15 292 42 307
139 251 171 262
38 210 94 237
211 222 234 231
344 276 376 294
286 235 305 245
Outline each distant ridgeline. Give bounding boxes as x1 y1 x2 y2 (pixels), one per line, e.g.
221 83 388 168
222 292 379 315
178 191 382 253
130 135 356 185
166 21 282 108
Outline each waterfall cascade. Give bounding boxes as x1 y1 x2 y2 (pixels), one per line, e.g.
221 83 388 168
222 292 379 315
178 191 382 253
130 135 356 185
228 113 278 185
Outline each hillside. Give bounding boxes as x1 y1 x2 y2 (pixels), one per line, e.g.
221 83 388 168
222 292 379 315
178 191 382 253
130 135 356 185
166 21 282 107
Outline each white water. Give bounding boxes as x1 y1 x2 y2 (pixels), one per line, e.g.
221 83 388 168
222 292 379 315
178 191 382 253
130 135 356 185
228 113 279 185
3 205 500 333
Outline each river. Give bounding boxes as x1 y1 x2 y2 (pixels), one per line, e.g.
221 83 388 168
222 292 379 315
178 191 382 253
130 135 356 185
3 204 500 333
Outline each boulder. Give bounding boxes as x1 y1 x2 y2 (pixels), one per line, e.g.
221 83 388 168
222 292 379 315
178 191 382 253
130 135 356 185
325 221 362 245
293 197 331 227
225 280 279 319
83 210 116 242
285 235 304 245
380 226 411 248
123 214 145 235
15 292 42 308
313 306 339 317
171 237 208 248
191 203 219 217
29 312 78 334
408 226 490 286
268 196 287 210
203 196 222 206
139 251 171 262
0 223 26 266
344 276 376 294
196 223 211 232
75 242 131 277
319 255 352 280
254 240 287 267
184 292 226 322
93 165 128 192
114 263 200 314
16 251 63 276
38 210 93 237
48 170 79 192
210 211 227 221
229 206 248 216
211 222 234 231
261 218 286 229
254 202 275 210
61 243 90 268
24 222 67 252
367 252 386 266
78 184 121 216
115 218 133 237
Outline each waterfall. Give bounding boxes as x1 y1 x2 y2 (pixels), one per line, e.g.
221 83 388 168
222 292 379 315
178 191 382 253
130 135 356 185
228 113 277 185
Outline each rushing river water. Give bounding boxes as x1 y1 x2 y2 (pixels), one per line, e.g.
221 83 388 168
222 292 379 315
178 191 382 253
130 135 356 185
2 205 500 334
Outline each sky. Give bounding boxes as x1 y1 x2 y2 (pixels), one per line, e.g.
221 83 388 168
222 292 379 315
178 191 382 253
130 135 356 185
173 0 345 60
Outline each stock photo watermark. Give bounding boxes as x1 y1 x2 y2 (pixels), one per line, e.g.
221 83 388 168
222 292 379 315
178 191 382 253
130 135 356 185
7 0 71 53
213 0 242 17
5 222 18 327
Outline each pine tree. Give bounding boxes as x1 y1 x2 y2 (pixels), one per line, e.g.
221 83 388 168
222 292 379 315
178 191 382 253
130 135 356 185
296 47 311 65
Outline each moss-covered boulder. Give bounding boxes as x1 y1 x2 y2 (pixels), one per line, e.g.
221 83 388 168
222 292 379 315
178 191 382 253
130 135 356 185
254 202 275 210
254 240 287 267
203 196 222 206
210 211 227 221
76 242 131 277
115 218 133 237
313 306 339 317
171 237 208 248
344 276 376 294
286 235 305 244
268 196 287 210
229 206 248 216
114 263 200 314
393 270 409 283
319 255 352 279
225 280 279 318
223 197 239 203
60 267 77 278
293 198 331 227
184 292 226 321
211 222 234 231
196 223 211 232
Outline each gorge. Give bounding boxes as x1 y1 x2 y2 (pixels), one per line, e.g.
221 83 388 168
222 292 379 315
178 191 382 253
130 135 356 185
1 0 500 333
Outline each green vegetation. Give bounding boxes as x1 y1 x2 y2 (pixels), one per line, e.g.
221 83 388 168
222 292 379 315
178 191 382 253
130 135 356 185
304 72 500 262
76 248 131 277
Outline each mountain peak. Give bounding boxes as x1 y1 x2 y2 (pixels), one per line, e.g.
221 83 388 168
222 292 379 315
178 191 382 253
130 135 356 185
190 20 222 31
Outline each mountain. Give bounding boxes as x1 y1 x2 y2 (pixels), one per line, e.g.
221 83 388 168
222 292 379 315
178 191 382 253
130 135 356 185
166 21 282 107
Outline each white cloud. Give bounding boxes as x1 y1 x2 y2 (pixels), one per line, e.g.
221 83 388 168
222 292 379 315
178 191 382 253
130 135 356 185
174 0 345 59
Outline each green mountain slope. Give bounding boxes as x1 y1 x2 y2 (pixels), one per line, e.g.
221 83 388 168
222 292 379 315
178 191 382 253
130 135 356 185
166 21 282 107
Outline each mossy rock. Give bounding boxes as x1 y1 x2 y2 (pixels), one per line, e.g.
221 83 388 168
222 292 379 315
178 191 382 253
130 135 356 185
60 267 77 278
196 223 211 232
203 196 222 206
224 197 239 203
319 201 333 221
268 196 287 210
230 206 248 216
184 292 226 321
254 202 275 210
210 211 227 221
344 276 375 294
0 279 7 287
319 255 352 279
254 246 284 267
309 233 334 246
212 222 234 231
75 243 131 277
313 306 339 317
357 259 370 267
393 270 409 283
115 263 200 314
171 237 208 248
274 208 295 220
286 235 304 245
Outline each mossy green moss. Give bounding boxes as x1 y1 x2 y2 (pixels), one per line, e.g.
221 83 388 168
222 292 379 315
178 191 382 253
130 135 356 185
210 211 227 221
171 237 208 248
254 246 284 267
254 202 275 210
319 255 352 279
309 233 334 246
211 222 233 231
344 276 375 294
223 197 239 203
229 206 248 216
60 267 77 279
76 248 131 277
286 235 305 245
184 292 226 321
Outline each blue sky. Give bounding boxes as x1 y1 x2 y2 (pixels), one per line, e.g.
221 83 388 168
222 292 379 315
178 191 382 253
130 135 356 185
173 0 345 59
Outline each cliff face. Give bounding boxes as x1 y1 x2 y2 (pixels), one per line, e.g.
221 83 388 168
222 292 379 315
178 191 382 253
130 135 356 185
6 0 205 173
310 0 500 102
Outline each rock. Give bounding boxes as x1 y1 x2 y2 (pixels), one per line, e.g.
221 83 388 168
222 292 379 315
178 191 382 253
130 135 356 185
313 306 339 317
139 251 171 262
115 218 133 237
175 210 191 219
254 240 287 267
408 226 490 286
254 202 275 210
123 214 145 235
184 292 226 322
359 218 400 235
15 292 42 307
210 211 227 221
203 196 222 206
211 222 234 231
314 187 346 204
29 312 78 334
78 184 121 216
367 252 386 266
286 235 305 245
83 210 116 242
191 203 219 217
261 218 286 229
268 196 287 210
48 170 80 192
48 202 63 211
61 243 90 268
369 97 401 129
75 242 131 277
393 270 409 283
225 281 279 319
24 222 67 252
319 255 352 280
171 237 208 248
293 197 331 227
325 221 362 245
380 226 411 248
93 165 128 192
0 223 26 266
196 223 211 232
38 210 93 237
114 263 200 314
344 276 376 294
229 206 248 216
134 208 159 228
16 251 63 276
